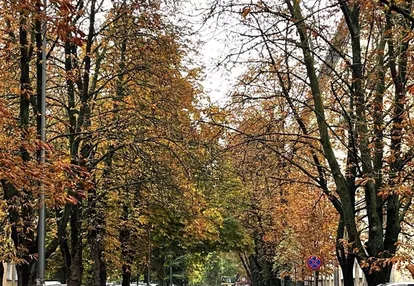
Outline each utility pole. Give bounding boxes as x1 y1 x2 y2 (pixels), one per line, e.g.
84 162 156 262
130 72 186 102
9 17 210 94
147 228 151 286
169 265 172 286
37 0 47 285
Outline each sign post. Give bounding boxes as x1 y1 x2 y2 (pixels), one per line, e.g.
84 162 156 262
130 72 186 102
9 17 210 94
306 256 322 286
37 1 47 286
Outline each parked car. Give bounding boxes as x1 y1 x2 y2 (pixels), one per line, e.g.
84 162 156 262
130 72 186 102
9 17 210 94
377 282 414 286
44 281 61 286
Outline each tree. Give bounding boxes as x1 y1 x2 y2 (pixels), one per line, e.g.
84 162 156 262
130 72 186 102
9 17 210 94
0 1 79 284
223 103 337 286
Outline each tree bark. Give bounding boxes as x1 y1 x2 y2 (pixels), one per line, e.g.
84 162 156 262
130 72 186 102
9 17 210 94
63 0 97 285
340 256 355 286
120 201 133 286
14 7 37 286
336 218 355 286
87 186 107 286
0 262 4 286
67 201 83 286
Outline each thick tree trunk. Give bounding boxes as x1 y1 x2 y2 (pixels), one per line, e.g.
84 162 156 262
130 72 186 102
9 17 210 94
248 238 279 286
282 276 290 286
88 230 103 286
0 262 4 286
122 265 132 286
16 264 31 286
249 250 262 286
265 260 279 286
67 246 83 286
86 148 115 286
364 265 391 286
339 257 355 286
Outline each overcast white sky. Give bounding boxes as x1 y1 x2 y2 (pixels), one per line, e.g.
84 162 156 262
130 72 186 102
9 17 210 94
177 0 246 107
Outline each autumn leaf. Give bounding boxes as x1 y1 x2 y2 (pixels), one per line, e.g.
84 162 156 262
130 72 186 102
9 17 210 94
241 7 251 19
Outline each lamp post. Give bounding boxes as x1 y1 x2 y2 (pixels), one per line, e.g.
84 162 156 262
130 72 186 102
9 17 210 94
147 228 151 286
37 0 47 285
169 265 172 286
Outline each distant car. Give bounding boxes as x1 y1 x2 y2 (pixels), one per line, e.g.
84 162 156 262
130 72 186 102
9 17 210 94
45 281 61 286
377 283 414 286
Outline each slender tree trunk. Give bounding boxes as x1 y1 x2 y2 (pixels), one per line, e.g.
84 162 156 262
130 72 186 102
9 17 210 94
87 186 107 286
285 0 362 252
14 7 37 286
67 201 83 286
336 217 355 286
27 1 46 284
116 5 132 285
60 235 71 283
120 202 133 286
63 0 98 284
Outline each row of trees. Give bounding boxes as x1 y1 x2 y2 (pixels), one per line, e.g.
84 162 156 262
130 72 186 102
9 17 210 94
4 1 414 286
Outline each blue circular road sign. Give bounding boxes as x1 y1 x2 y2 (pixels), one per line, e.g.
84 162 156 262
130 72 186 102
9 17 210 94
306 255 322 271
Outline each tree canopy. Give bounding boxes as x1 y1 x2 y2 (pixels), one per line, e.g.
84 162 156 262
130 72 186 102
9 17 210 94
2 1 414 286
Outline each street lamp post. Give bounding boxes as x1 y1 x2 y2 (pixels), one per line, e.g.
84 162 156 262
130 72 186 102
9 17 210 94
37 0 47 285
169 265 172 286
147 229 151 286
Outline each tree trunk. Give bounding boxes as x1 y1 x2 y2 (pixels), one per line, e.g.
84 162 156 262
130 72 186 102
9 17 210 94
87 187 107 286
14 8 37 286
247 238 278 286
285 0 362 253
283 276 290 286
122 265 132 286
67 202 83 286
60 236 71 283
364 265 391 286
0 262 4 286
121 202 133 286
16 264 31 286
67 246 83 286
336 217 355 286
63 0 98 284
340 257 355 286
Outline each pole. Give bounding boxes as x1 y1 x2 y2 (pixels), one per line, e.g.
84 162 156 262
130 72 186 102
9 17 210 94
147 229 150 286
169 265 172 286
37 0 47 285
